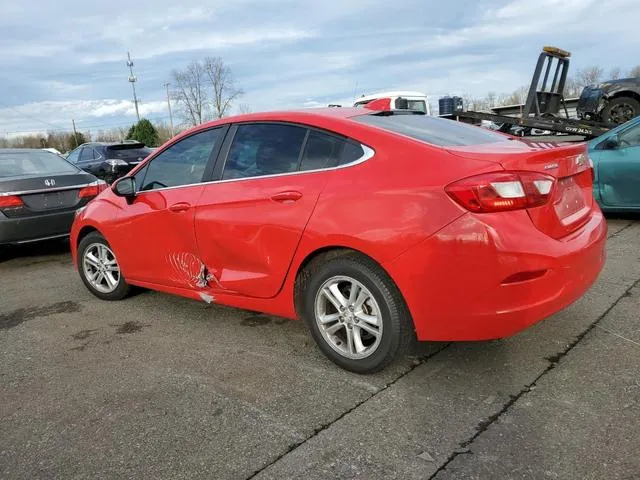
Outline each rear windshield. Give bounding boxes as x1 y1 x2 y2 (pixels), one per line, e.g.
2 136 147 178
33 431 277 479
353 113 509 147
0 151 78 178
106 145 153 161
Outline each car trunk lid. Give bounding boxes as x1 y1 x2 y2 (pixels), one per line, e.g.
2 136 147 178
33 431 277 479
0 173 97 217
446 139 594 239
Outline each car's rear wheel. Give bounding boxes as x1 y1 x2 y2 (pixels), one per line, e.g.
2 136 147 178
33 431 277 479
298 252 414 373
77 231 130 301
601 96 640 124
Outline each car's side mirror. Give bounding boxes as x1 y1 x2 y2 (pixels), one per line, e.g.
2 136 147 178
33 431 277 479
113 177 136 198
600 135 620 150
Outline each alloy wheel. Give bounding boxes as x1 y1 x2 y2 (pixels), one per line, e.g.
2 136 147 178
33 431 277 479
82 243 121 294
314 275 383 359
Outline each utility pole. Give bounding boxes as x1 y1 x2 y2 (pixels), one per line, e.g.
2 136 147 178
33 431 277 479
72 119 78 148
127 52 140 121
163 82 174 137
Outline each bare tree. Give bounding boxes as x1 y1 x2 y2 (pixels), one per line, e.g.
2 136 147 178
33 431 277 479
202 57 244 119
498 85 529 107
171 60 208 126
237 103 252 115
486 92 497 108
94 129 122 142
576 66 604 87
630 65 640 78
609 67 621 80
564 77 583 97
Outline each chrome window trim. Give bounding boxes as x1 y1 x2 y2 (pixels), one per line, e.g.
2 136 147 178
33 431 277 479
0 183 94 197
135 144 375 195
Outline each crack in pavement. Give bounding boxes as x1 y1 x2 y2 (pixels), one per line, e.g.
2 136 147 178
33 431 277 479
594 324 640 348
429 276 640 480
607 221 635 239
244 343 452 480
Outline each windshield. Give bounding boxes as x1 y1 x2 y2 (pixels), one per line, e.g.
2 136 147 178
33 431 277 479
106 145 153 161
0 150 79 178
353 113 509 147
402 100 427 112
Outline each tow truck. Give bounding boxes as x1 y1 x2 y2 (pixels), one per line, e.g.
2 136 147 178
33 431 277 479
441 46 625 139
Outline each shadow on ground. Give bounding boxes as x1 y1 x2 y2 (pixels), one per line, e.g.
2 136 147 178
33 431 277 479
0 238 71 264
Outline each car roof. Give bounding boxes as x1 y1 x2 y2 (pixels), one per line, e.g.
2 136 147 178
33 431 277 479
181 107 370 133
85 141 146 146
0 148 59 153
155 107 374 150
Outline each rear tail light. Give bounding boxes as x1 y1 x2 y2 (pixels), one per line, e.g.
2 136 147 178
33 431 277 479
78 180 108 199
445 171 556 213
0 195 24 208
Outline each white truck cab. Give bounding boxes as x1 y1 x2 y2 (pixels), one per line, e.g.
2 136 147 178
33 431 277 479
353 91 432 115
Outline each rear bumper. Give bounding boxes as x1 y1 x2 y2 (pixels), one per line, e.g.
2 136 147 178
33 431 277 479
385 208 607 341
87 164 136 184
0 210 76 245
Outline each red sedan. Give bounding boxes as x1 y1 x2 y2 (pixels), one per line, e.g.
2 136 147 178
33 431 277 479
71 108 607 373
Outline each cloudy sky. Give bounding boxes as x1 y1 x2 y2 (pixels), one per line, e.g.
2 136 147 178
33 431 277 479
1 0 639 136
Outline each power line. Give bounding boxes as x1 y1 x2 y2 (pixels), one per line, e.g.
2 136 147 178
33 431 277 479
0 102 68 130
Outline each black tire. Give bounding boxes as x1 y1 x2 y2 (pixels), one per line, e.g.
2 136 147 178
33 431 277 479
601 96 640 124
297 252 414 374
77 231 130 301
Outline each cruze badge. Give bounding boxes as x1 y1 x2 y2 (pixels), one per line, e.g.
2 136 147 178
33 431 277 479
44 179 56 187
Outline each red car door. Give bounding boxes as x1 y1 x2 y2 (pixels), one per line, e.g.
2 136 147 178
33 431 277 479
108 127 226 289
194 123 350 298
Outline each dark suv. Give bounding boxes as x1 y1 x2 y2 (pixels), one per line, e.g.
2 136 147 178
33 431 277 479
66 141 153 184
577 77 640 124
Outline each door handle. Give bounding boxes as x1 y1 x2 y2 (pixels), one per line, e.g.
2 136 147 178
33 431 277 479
271 191 303 203
169 202 191 212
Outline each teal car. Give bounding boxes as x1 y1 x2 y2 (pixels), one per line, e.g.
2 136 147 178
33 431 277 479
588 116 640 212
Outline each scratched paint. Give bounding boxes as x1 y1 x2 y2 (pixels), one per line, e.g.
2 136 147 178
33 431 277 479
167 251 223 294
167 252 204 288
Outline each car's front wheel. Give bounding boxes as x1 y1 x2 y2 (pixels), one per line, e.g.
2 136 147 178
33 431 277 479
299 252 414 373
77 231 130 301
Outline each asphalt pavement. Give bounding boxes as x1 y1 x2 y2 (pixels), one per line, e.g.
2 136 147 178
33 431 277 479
1 216 638 479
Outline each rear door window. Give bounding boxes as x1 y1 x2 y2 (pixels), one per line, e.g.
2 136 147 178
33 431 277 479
299 131 346 171
78 147 94 162
339 141 365 165
354 113 509 146
222 123 307 180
